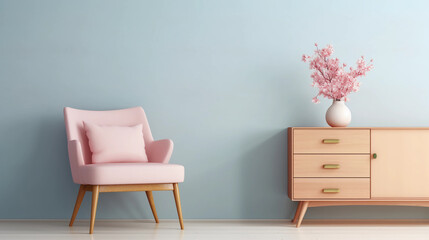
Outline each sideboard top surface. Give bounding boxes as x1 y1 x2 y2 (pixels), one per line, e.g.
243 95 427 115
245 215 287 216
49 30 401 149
289 127 429 130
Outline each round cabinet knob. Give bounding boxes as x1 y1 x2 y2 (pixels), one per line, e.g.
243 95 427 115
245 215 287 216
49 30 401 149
373 153 377 159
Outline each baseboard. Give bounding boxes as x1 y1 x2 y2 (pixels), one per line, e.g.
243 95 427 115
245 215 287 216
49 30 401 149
0 218 292 221
2 218 429 223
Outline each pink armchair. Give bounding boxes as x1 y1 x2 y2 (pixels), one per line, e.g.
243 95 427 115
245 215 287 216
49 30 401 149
64 107 184 234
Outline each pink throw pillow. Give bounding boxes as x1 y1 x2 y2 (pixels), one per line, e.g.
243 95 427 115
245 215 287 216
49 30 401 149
84 122 148 164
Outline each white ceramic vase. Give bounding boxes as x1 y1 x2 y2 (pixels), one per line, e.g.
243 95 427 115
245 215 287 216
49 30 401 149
325 100 351 127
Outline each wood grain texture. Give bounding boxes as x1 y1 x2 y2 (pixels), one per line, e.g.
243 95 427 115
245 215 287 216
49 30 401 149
173 183 184 230
288 127 429 226
293 129 370 154
294 155 370 177
69 185 86 227
99 184 173 192
288 128 293 199
296 201 309 228
71 183 184 234
145 191 159 223
89 185 99 234
291 127 429 130
291 201 303 223
294 178 370 199
308 201 429 207
371 129 429 198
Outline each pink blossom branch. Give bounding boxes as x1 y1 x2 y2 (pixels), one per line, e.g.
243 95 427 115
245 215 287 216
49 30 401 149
302 44 373 103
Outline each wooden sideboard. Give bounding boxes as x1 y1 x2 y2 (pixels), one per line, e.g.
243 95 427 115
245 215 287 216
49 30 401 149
288 127 429 227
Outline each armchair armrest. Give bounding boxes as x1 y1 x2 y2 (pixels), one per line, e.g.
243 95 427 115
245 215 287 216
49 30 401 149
68 140 85 183
68 140 85 166
146 139 174 164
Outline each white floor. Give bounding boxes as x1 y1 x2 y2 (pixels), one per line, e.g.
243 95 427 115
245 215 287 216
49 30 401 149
1 219 429 240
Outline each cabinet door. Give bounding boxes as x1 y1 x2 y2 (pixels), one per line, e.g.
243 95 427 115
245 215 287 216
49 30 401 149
371 130 429 198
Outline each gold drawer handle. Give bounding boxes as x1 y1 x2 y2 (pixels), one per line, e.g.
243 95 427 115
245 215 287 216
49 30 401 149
323 188 340 193
323 164 340 169
323 139 340 144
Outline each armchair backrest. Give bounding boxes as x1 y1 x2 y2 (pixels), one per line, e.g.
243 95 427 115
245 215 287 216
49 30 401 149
64 107 154 165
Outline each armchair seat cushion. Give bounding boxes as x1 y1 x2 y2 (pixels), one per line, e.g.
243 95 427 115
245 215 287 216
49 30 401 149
78 163 185 185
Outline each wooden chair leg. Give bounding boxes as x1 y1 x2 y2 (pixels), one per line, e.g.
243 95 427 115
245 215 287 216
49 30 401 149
173 183 184 230
69 185 86 226
146 191 159 223
296 201 309 228
292 201 303 223
89 185 100 234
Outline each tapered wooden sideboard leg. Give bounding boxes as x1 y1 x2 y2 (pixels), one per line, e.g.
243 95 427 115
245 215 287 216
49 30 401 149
296 201 309 228
292 201 303 223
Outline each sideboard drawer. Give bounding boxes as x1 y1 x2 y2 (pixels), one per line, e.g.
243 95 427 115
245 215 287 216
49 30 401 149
293 129 370 153
294 178 370 199
294 155 370 177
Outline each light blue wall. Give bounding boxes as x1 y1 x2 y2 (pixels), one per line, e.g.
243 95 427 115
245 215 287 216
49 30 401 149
2 0 429 219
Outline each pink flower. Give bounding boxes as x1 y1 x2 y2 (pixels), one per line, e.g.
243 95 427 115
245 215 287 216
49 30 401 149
302 54 310 62
302 44 373 103
312 96 321 104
